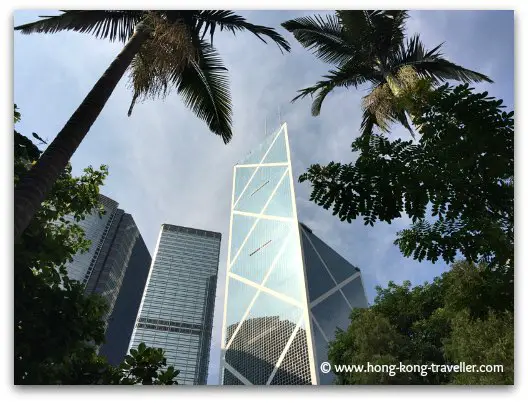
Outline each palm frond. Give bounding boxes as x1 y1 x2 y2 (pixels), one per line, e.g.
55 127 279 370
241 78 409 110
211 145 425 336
15 10 144 42
391 34 493 84
292 60 378 115
175 40 232 143
310 85 334 116
281 14 352 64
291 74 363 116
195 10 290 52
393 108 415 137
360 109 377 139
336 10 408 59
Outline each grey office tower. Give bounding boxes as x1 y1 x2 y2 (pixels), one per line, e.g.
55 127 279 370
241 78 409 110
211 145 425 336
220 123 369 385
128 224 221 385
65 194 152 365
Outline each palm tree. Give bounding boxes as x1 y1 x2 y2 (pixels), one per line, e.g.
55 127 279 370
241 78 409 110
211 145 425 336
282 10 492 137
14 10 290 240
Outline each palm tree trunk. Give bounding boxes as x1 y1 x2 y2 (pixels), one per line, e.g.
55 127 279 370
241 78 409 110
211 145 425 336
14 24 150 241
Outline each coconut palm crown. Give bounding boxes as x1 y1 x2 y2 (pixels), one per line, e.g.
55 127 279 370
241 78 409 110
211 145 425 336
13 10 290 241
282 10 492 137
16 10 290 142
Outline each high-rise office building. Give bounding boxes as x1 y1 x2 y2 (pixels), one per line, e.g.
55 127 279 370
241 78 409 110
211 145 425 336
64 194 152 365
220 123 369 385
128 224 221 385
65 194 119 284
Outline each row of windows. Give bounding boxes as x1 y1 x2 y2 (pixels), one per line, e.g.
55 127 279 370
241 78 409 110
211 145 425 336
149 274 215 286
148 272 214 284
161 232 221 244
147 278 214 291
132 343 201 356
129 346 200 366
158 242 219 255
150 264 218 276
131 341 201 356
145 278 211 290
141 297 208 308
157 242 219 253
139 306 206 317
137 322 202 335
161 229 221 239
142 287 209 300
158 240 220 253
141 298 208 309
157 242 219 254
142 289 211 301
139 308 205 317
144 290 211 302
139 312 205 323
138 314 205 325
154 260 218 271
141 300 208 312
133 328 201 342
155 255 219 268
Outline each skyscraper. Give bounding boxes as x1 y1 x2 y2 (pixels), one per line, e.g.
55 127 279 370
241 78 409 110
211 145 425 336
65 194 119 284
128 224 221 385
64 194 152 365
220 123 369 385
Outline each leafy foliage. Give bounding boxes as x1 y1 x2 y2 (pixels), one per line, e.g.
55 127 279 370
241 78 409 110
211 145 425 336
113 342 180 385
444 310 514 385
300 84 513 268
328 261 513 385
14 106 178 385
282 10 491 137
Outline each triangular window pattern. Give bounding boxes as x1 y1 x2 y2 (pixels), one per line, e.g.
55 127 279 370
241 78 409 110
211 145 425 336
262 128 288 164
263 231 305 303
229 214 258 267
300 230 337 301
230 220 293 284
224 277 259 346
238 132 278 165
304 231 358 283
234 167 257 203
224 291 303 385
262 171 294 218
235 166 288 214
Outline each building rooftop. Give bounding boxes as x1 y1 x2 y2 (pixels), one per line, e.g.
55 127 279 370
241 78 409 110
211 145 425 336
162 223 222 239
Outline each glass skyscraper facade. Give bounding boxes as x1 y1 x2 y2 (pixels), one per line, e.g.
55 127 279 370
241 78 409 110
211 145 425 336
65 194 119 283
220 123 369 385
129 224 221 385
64 194 152 365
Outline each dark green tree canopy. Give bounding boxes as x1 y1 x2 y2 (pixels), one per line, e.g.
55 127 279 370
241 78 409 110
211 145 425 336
282 10 491 137
300 84 513 267
328 261 513 385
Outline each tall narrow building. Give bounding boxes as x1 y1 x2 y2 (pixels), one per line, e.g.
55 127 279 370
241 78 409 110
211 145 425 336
220 123 369 385
64 194 152 365
128 224 221 385
65 194 119 284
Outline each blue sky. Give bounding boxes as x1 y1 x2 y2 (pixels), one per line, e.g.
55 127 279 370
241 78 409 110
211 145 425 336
13 10 514 385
